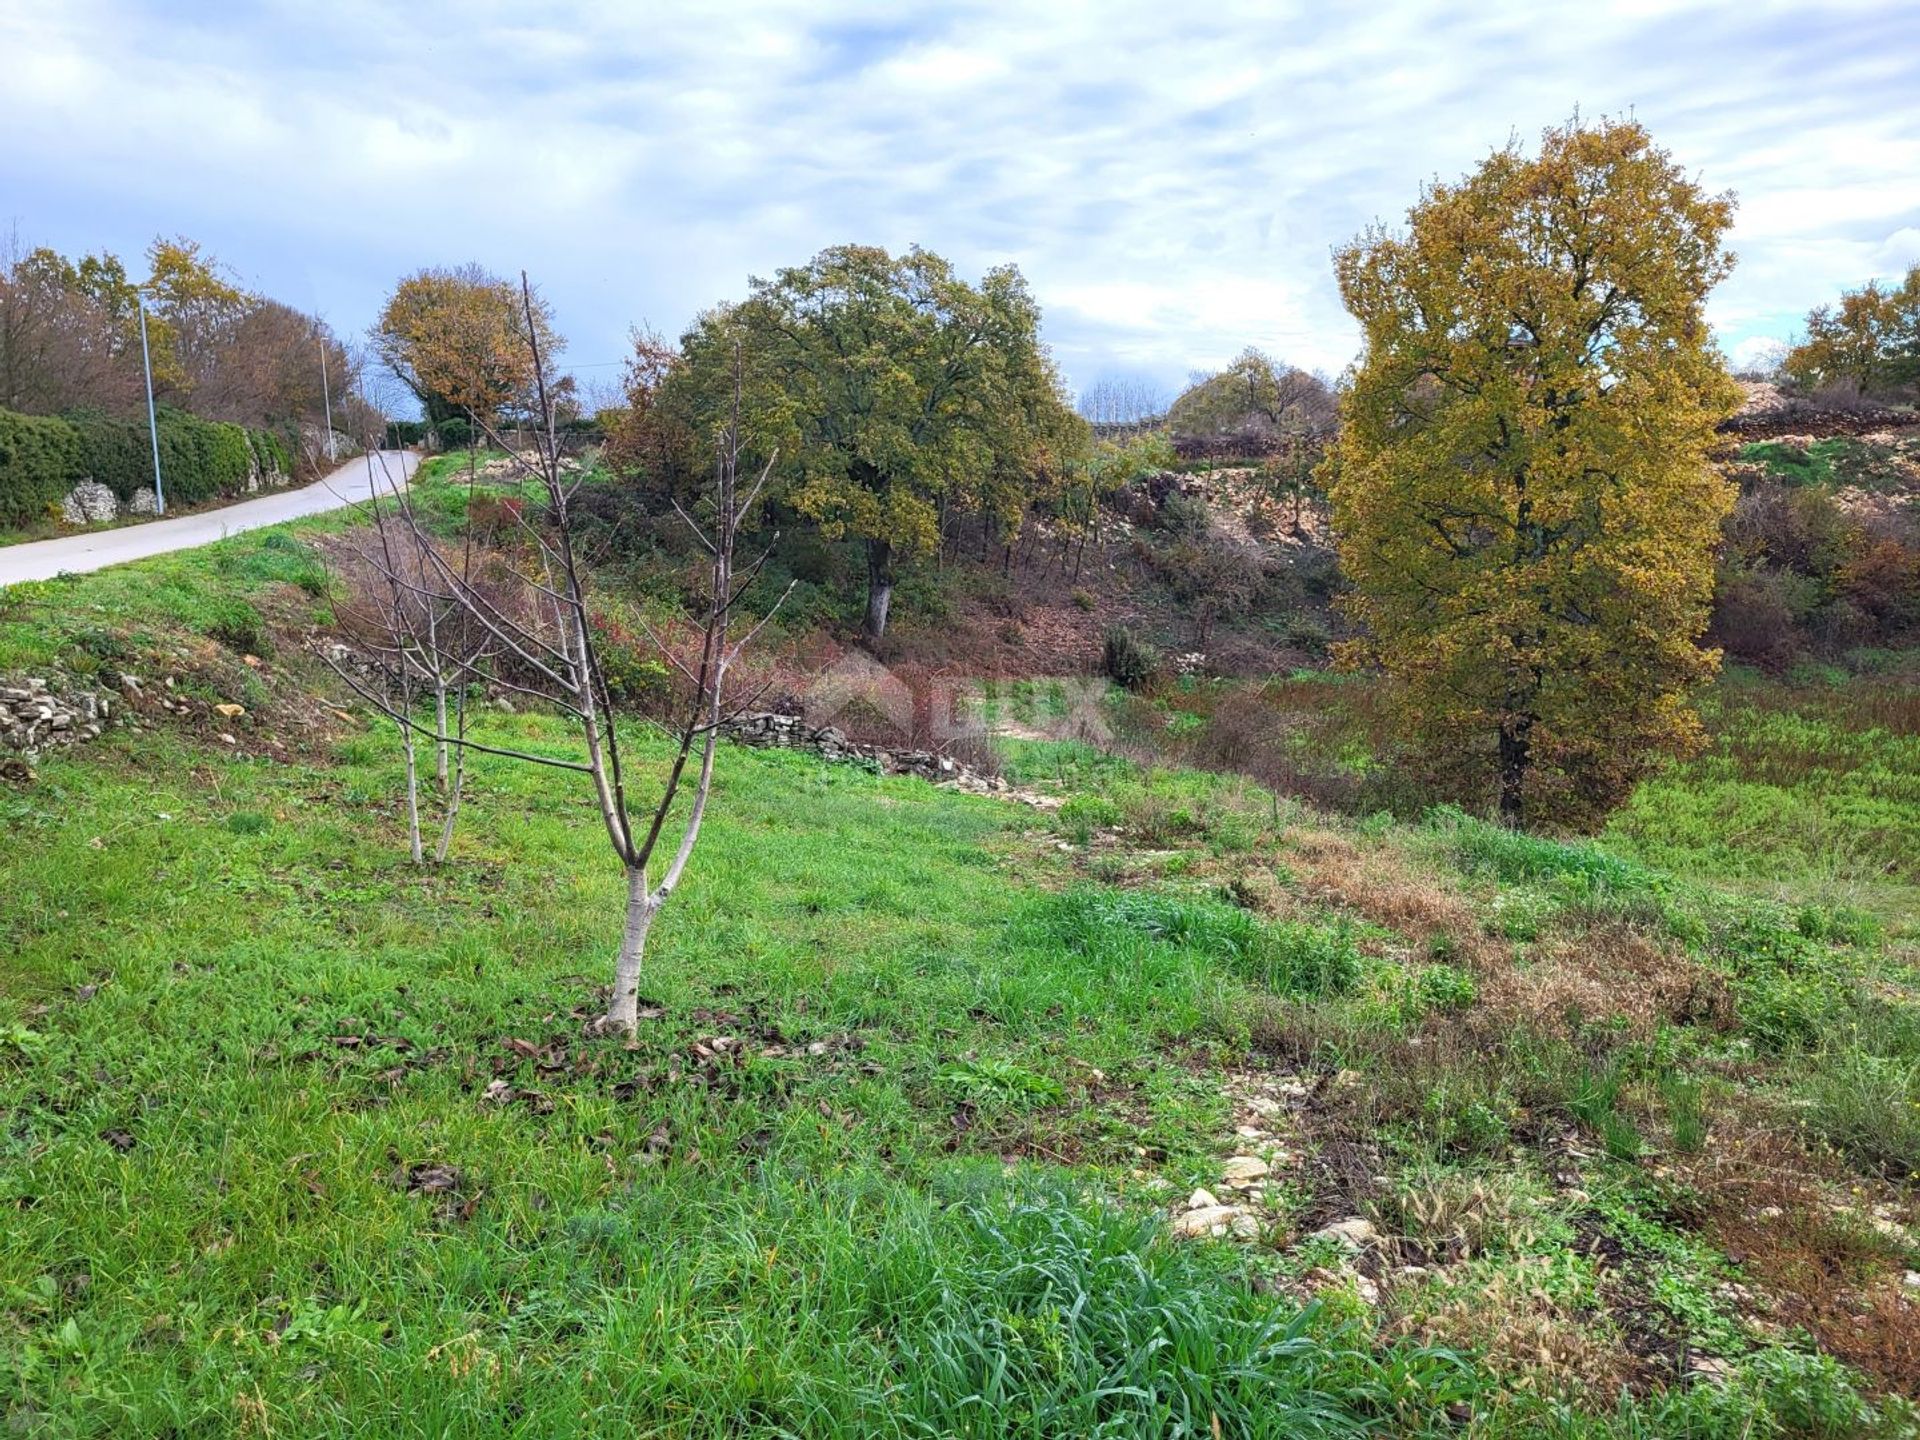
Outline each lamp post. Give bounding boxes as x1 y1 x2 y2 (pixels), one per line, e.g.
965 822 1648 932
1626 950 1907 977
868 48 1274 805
138 301 165 516
320 332 337 463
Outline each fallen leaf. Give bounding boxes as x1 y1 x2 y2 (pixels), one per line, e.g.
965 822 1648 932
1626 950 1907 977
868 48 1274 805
214 703 245 719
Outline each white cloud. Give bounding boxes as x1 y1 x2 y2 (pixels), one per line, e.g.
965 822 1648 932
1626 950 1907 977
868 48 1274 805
2 0 1916 397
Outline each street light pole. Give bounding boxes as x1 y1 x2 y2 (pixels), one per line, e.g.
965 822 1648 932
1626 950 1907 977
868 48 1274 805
320 333 337 463
138 301 166 516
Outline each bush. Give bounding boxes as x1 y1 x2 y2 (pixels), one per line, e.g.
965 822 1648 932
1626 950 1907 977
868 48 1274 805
1102 625 1161 691
0 409 82 525
435 417 473 450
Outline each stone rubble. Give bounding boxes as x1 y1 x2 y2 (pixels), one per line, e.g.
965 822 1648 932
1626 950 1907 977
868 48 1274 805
0 676 111 754
717 710 1059 805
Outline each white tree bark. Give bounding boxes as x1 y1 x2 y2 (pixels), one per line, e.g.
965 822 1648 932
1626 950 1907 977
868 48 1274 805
605 865 656 1033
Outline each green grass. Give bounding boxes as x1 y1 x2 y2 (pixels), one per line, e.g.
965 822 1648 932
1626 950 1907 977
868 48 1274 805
5 495 1920 1436
1738 436 1919 492
1603 672 1920 930
0 720 1483 1436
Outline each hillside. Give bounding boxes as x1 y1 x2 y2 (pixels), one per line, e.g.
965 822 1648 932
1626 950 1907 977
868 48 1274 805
2 481 1917 1435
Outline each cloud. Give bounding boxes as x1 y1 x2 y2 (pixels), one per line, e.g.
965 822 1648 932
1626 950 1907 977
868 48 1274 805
3 0 1917 401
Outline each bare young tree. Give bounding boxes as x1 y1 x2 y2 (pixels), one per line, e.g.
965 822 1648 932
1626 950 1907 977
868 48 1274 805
323 275 788 1033
328 495 485 864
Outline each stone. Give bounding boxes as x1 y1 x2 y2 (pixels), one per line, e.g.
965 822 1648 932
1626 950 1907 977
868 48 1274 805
1904 1271 1920 1290
1186 1188 1220 1211
61 480 119 525
1221 1155 1269 1187
1352 1274 1380 1305
1172 1205 1245 1239
127 487 159 516
1310 1217 1379 1250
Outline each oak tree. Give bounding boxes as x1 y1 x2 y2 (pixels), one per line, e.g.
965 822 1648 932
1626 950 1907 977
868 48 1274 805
1783 264 1920 397
675 245 1080 640
375 264 561 433
1326 118 1741 827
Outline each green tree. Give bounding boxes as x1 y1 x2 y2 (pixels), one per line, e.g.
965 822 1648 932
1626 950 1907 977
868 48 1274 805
675 245 1081 640
1782 265 1920 396
1168 349 1335 444
1326 118 1740 828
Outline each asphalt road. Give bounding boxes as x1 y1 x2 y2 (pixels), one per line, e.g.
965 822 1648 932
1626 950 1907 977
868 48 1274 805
0 450 420 585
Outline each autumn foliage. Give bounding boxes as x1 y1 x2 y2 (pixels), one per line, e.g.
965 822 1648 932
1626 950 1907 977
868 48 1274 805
1327 119 1741 828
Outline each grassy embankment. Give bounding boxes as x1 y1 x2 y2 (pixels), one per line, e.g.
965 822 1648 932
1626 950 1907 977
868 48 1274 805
2 464 1917 1436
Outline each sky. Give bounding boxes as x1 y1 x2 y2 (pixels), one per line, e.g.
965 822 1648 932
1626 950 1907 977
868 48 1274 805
4 0 1919 409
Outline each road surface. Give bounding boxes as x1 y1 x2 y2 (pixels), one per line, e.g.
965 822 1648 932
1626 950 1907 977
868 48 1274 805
0 450 420 586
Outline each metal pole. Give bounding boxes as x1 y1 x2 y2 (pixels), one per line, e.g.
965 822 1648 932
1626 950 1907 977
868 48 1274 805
138 301 165 516
319 332 337 462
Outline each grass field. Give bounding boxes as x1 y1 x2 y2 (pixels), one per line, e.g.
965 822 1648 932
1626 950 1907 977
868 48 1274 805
2 489 1918 1436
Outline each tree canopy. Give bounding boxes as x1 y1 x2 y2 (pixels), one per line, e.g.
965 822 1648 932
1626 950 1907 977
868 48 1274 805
375 265 562 430
1168 349 1336 444
672 244 1083 640
0 232 356 443
1326 117 1741 828
1782 264 1920 397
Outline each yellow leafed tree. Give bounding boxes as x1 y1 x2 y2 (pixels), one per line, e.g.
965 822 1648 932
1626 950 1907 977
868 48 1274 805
1325 118 1741 828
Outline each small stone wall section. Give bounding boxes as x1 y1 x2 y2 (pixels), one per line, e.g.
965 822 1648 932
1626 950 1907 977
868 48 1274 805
1 677 111 753
718 711 1012 794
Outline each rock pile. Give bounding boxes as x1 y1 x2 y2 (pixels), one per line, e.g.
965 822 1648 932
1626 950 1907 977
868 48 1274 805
61 481 120 525
0 677 111 753
473 452 586 483
718 710 1017 795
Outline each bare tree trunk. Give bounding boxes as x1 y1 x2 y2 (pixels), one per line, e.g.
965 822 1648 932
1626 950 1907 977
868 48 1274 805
863 538 894 643
1498 715 1532 829
428 606 449 790
398 706 423 864
606 865 655 1030
433 686 467 864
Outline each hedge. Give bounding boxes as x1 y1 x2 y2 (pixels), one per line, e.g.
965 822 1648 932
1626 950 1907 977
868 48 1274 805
0 406 295 527
0 411 83 525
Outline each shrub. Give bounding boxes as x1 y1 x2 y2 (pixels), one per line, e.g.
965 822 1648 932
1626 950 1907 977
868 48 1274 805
0 409 83 525
1102 625 1161 691
589 611 671 710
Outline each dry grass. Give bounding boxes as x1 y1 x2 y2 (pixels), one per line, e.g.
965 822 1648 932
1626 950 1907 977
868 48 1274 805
1662 1121 1920 1398
1393 1263 1638 1400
